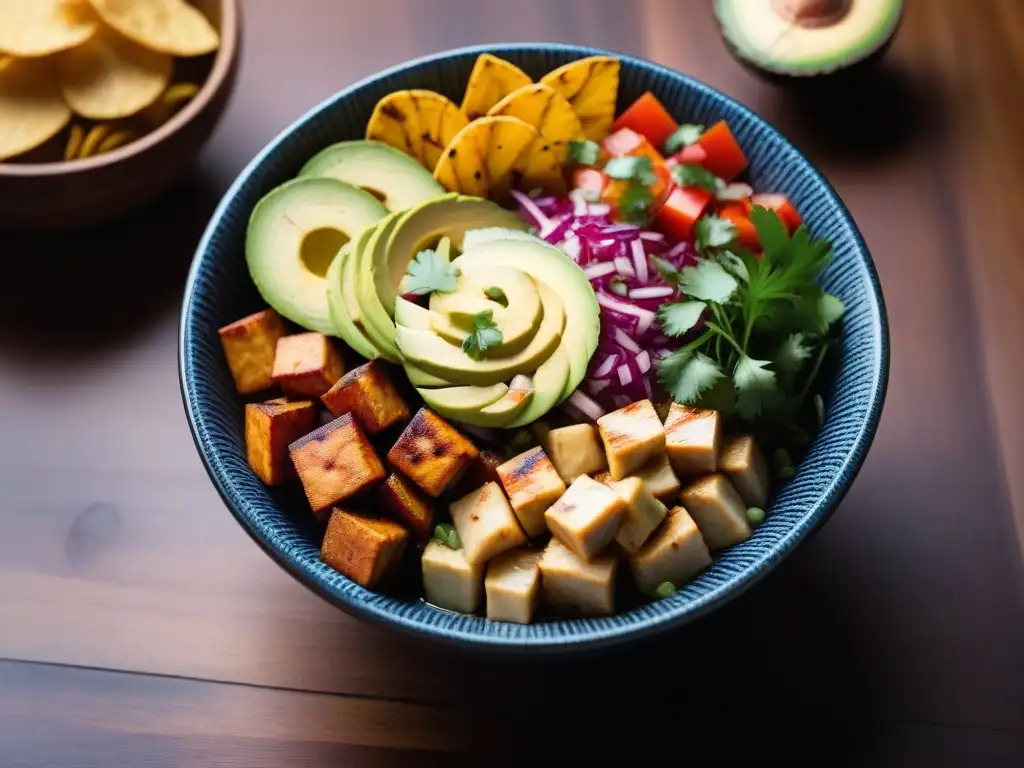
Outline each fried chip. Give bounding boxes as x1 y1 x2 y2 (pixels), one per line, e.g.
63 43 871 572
77 122 111 157
513 137 567 196
97 127 138 154
433 115 536 200
540 56 620 141
88 0 219 57
0 59 72 161
487 83 584 162
366 89 469 171
56 30 172 119
460 53 532 120
0 0 97 58
64 122 86 160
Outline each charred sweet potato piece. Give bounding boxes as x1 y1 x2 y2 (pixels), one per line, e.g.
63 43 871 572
272 333 345 398
321 361 411 434
245 399 318 485
453 449 504 496
289 413 385 517
378 472 435 540
320 508 408 588
387 408 479 498
218 309 286 394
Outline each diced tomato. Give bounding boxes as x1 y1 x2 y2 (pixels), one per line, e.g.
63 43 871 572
655 186 713 242
751 193 802 232
694 121 748 181
573 167 607 197
718 201 759 249
611 91 679 149
673 143 708 166
601 127 666 164
602 164 672 218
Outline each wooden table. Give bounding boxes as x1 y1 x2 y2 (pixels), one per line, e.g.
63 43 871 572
2 1 1022 764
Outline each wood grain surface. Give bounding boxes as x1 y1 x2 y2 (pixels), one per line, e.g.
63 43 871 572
1 1 1022 765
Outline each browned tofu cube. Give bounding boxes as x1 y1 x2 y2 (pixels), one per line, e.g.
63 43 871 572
664 403 722 477
422 539 484 614
632 453 682 501
597 399 666 480
218 309 287 395
719 435 770 508
629 507 712 595
378 472 434 540
545 474 627 559
449 481 527 565
320 508 408 588
244 399 317 485
544 423 608 484
272 333 345 398
609 477 668 554
496 447 567 537
539 537 617 616
592 470 613 486
679 473 752 550
289 413 385 517
387 408 479 498
320 361 411 434
485 549 542 624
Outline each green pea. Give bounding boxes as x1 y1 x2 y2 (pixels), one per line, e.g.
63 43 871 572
653 581 677 600
746 506 766 526
446 528 462 550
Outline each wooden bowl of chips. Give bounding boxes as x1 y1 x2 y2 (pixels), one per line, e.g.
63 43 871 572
0 0 239 230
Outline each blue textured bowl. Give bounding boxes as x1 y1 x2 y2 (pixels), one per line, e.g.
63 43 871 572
179 44 888 653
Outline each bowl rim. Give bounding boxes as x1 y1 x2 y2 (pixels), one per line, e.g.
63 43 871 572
0 0 240 177
178 42 890 653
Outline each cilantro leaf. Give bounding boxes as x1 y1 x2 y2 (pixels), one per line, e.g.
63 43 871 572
664 124 704 155
485 286 508 307
461 310 503 360
567 139 600 166
658 301 707 337
617 180 654 223
712 249 749 282
671 163 720 192
694 214 737 255
658 350 724 404
748 204 789 255
649 254 679 282
733 355 780 419
604 155 658 185
402 248 457 295
774 333 813 372
677 260 738 303
818 292 845 330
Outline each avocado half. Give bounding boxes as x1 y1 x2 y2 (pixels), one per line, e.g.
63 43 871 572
715 0 904 80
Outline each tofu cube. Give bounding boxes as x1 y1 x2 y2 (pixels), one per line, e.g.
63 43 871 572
632 452 681 502
544 474 627 559
592 470 613 486
720 435 770 508
244 399 317 485
387 408 479 498
609 477 668 554
679 473 752 550
544 423 609 484
272 332 345 398
597 399 666 480
378 472 434 540
320 508 408 588
218 309 286 394
496 447 566 537
449 482 527 565
320 361 411 434
629 507 712 595
664 403 721 477
453 449 504 497
289 413 385 517
538 537 617 616
421 539 484 614
485 549 542 624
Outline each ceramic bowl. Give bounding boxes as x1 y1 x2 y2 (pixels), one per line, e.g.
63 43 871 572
179 44 889 654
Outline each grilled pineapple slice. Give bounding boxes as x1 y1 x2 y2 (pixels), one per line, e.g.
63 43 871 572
366 89 469 170
433 115 537 200
488 83 584 159
461 53 532 120
540 56 620 141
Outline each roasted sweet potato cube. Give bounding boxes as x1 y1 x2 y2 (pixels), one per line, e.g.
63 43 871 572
244 399 317 485
289 413 385 517
455 450 505 496
321 361 411 434
272 333 345 398
387 408 479 498
218 309 286 394
320 508 408 588
378 472 434 540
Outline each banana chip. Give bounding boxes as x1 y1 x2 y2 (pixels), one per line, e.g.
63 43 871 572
433 115 537 200
540 56 620 141
487 83 584 161
0 59 72 161
77 122 111 157
366 89 469 171
514 138 567 197
97 127 138 154
64 123 85 160
87 0 219 57
0 0 97 58
460 53 531 120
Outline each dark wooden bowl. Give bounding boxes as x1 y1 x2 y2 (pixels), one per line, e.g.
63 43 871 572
0 0 240 231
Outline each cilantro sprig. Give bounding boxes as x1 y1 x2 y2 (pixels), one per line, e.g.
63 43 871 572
401 245 457 296
567 138 600 166
664 124 705 155
462 310 503 360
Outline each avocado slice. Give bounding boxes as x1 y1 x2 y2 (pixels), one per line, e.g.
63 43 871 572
354 212 403 361
393 296 467 345
299 140 445 212
418 383 510 417
714 0 903 78
475 375 534 427
376 193 528 315
325 239 381 360
392 299 459 386
452 237 600 402
505 346 571 428
395 281 565 386
246 177 387 336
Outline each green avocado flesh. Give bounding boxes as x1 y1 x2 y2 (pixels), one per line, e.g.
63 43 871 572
326 241 380 360
355 213 403 361
418 383 510 416
299 140 444 212
476 376 534 426
504 346 570 428
246 177 387 336
715 0 902 76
